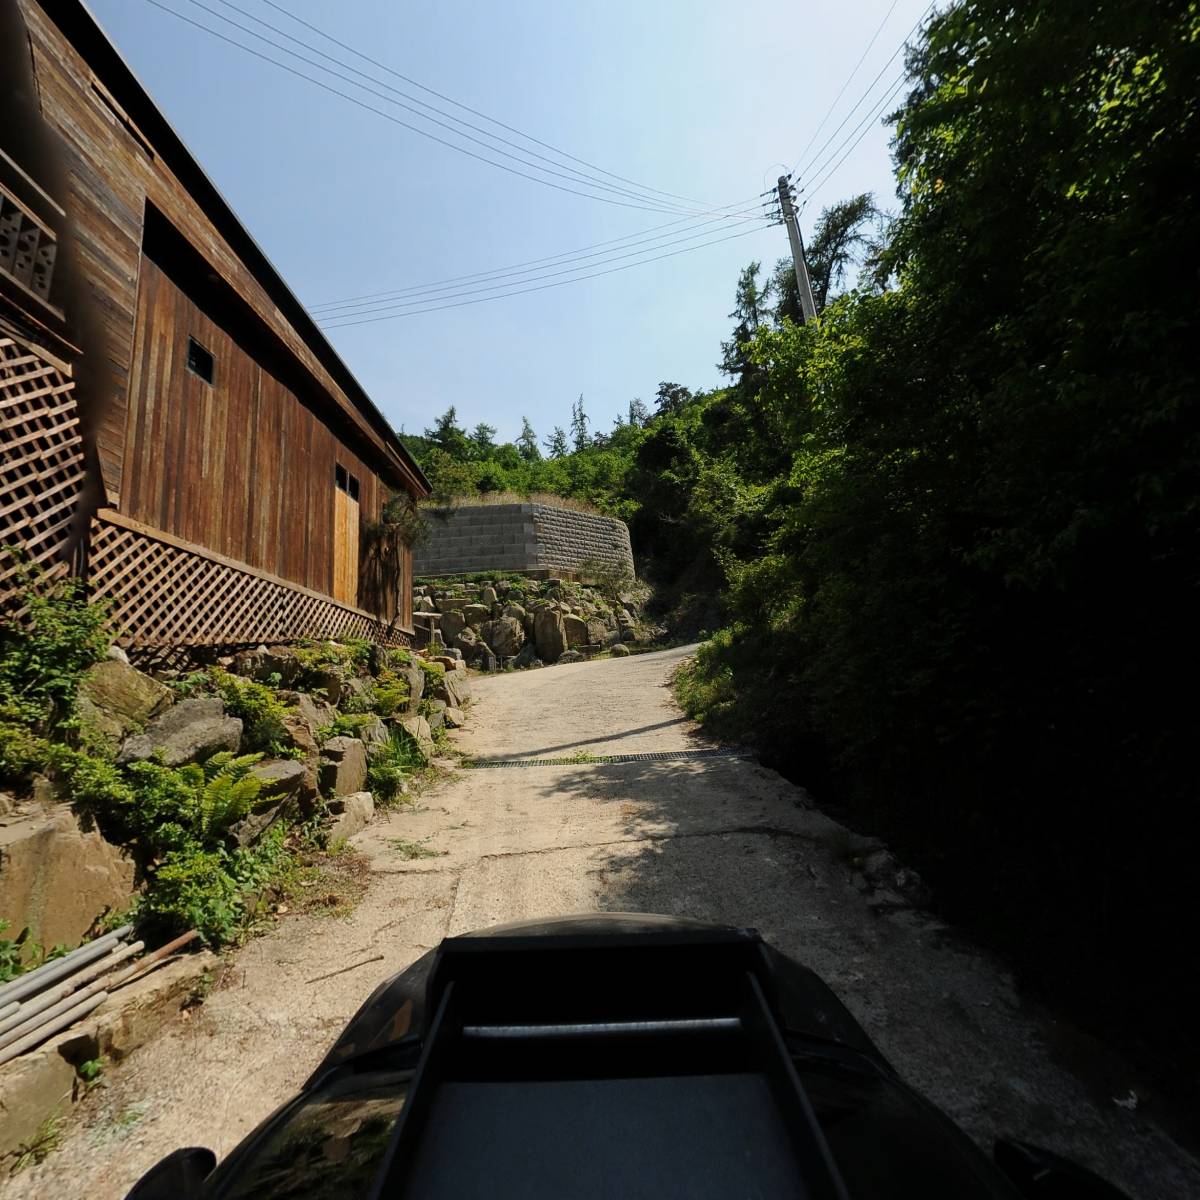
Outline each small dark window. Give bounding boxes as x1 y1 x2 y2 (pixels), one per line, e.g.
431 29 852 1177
335 463 361 499
186 336 214 384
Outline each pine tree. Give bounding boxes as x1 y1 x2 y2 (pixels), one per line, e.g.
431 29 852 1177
570 394 590 452
544 427 569 458
627 397 649 427
516 416 541 462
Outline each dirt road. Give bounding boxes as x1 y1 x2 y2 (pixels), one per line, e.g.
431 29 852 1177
13 646 1198 1197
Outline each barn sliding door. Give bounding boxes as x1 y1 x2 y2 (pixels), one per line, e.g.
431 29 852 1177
333 463 360 606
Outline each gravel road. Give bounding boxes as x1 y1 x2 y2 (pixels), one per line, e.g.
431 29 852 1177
12 646 1198 1198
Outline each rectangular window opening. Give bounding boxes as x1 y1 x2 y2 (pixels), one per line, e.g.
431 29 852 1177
335 463 348 492
186 336 214 384
348 474 360 502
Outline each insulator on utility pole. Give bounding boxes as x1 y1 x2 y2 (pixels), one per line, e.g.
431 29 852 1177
778 176 818 324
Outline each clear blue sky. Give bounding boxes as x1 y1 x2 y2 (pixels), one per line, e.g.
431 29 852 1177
87 0 930 447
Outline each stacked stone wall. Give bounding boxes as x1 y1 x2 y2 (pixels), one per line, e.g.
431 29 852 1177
414 502 634 579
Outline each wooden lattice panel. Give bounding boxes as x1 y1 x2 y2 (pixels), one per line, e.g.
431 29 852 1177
88 512 408 649
0 334 84 599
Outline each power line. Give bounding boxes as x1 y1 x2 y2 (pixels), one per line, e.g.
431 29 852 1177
312 208 775 313
140 0 758 219
799 74 909 211
189 0 737 215
790 2 933 185
790 0 903 173
165 0 748 217
320 224 771 328
314 215 777 317
248 0 721 212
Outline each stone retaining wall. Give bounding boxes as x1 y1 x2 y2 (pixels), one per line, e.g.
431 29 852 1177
415 502 634 579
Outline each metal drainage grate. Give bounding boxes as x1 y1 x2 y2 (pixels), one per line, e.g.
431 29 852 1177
463 749 749 769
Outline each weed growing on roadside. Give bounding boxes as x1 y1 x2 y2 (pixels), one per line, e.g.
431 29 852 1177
8 1109 64 1174
390 836 443 860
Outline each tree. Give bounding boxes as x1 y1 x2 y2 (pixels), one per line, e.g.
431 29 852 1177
469 422 498 458
654 381 693 416
770 194 881 322
570 394 590 452
544 426 569 458
718 263 771 380
628 397 649 427
516 416 541 462
424 406 471 459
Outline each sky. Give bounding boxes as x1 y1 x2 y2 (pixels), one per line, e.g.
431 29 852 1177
86 0 931 447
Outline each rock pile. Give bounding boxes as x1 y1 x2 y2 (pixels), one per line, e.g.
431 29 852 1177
71 642 470 852
413 576 653 668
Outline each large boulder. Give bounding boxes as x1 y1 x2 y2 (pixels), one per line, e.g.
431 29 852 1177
433 668 471 708
0 806 135 950
443 706 466 729
453 627 479 658
533 608 568 663
230 759 308 846
402 665 425 716
360 716 391 753
255 646 302 686
558 649 584 664
514 643 542 670
563 615 588 649
480 616 524 657
318 736 368 796
480 586 498 606
415 594 435 612
308 666 345 706
502 602 527 623
586 618 609 646
439 609 466 642
249 757 308 801
326 792 374 844
118 699 242 767
280 690 338 749
462 603 491 628
76 660 172 744
396 715 436 764
610 643 631 657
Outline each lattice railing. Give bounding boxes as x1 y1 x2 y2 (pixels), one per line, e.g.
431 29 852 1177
0 334 84 601
88 510 408 649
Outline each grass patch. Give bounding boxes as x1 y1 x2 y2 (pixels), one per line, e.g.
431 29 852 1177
390 836 445 861
7 1109 65 1176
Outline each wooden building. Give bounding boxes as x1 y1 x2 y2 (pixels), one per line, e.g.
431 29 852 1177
1 0 427 650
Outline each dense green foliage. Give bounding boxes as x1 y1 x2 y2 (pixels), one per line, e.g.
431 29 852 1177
403 1 1199 1086
675 0 1199 1084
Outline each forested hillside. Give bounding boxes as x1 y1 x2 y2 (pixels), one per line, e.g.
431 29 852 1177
407 0 1199 1096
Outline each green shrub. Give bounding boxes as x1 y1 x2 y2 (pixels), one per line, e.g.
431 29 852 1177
372 670 411 718
323 712 375 741
415 658 445 685
0 720 50 784
210 670 292 752
366 732 424 804
0 569 109 731
137 846 244 945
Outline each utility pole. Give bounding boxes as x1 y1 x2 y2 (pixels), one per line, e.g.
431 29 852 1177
777 176 817 323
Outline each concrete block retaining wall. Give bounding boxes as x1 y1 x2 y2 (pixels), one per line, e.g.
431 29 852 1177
414 502 634 579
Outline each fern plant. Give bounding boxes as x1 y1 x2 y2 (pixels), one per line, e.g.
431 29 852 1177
195 752 262 838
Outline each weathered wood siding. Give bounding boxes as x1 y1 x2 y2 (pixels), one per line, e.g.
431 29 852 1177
124 257 393 606
12 0 420 629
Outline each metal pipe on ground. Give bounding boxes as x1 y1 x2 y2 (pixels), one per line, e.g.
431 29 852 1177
0 991 108 1067
0 941 145 1037
0 1001 17 1023
0 930 199 1065
0 925 134 1008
